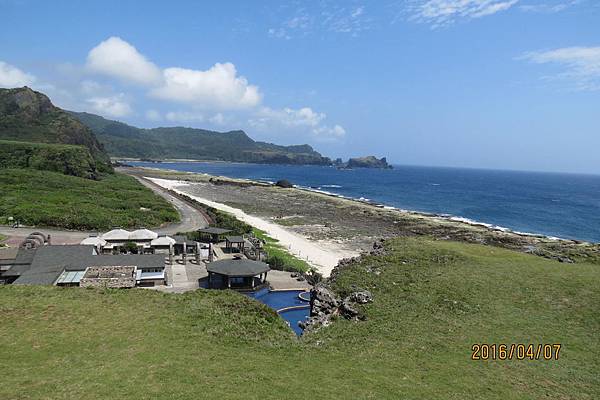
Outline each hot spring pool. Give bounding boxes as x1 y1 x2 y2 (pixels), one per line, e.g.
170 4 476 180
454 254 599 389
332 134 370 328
247 289 310 335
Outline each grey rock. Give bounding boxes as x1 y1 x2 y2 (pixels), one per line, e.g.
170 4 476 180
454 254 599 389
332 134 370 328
350 290 373 304
340 298 359 319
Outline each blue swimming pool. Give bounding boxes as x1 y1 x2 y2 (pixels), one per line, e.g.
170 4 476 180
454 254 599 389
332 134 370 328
247 289 310 335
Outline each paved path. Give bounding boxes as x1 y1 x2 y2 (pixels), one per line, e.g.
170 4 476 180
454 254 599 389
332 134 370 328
129 175 208 235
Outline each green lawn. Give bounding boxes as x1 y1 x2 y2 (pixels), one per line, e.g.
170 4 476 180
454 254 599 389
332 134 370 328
1 237 598 399
0 169 179 230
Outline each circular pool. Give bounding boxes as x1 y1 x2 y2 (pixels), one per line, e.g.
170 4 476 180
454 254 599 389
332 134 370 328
247 289 311 335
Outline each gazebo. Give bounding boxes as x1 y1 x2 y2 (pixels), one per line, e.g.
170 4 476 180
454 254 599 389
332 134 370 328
225 236 245 253
197 227 232 243
206 257 269 291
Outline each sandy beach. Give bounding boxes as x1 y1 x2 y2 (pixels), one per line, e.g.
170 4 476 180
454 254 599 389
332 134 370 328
147 177 358 276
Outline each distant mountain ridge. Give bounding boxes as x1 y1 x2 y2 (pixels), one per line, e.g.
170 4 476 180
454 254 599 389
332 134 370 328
69 111 333 166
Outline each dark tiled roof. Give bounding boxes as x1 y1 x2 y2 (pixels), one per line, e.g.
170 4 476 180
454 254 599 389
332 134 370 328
0 248 37 275
172 235 198 246
225 236 245 243
13 245 165 285
207 258 269 277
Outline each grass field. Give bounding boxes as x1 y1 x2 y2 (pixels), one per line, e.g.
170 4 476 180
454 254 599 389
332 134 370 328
0 169 179 230
1 237 598 399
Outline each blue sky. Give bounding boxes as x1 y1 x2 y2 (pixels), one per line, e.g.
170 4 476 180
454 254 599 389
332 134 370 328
1 0 599 173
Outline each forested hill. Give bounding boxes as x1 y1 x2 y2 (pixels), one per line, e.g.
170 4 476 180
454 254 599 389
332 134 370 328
69 111 333 165
0 87 112 176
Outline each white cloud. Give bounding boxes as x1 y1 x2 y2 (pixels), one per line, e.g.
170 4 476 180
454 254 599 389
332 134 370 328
145 109 162 121
520 0 581 13
313 124 346 138
324 5 371 35
209 113 226 125
86 36 162 86
250 107 325 129
269 4 371 39
249 106 346 140
268 28 291 40
0 61 35 87
521 46 600 90
165 110 205 122
151 63 262 110
80 37 345 141
86 94 132 117
411 0 519 27
80 80 104 95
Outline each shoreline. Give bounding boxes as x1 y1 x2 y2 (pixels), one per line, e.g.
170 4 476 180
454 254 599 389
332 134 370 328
136 165 590 246
298 185 571 243
146 177 358 277
122 165 600 269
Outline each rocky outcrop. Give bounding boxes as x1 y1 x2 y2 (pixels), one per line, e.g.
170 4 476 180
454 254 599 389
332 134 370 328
275 179 294 188
329 239 387 282
338 156 392 169
300 284 373 333
350 290 374 304
299 240 384 333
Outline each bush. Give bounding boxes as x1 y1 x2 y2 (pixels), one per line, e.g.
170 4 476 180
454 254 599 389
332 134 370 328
266 254 286 270
0 140 99 179
122 241 139 254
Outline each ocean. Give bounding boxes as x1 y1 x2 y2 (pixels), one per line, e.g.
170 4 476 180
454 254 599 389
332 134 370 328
127 161 600 243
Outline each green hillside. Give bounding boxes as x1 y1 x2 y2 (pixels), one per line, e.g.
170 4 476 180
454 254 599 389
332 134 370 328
70 111 332 165
1 237 598 399
0 87 112 174
0 88 179 230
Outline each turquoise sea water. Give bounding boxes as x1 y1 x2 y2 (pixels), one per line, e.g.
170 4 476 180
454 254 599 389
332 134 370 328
129 161 600 243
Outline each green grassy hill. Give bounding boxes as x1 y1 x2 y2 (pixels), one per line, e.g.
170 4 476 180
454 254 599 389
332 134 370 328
0 88 180 229
69 111 333 165
1 237 598 399
0 169 179 230
0 87 112 174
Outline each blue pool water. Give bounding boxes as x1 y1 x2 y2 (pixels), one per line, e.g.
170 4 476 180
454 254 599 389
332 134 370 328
278 308 311 336
247 289 310 335
128 161 600 243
